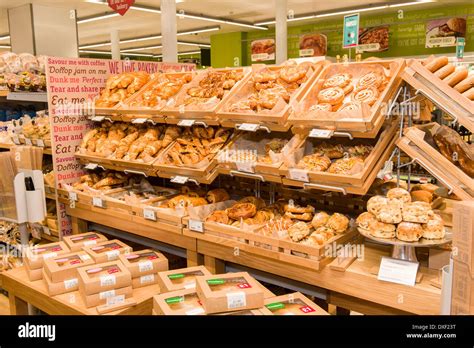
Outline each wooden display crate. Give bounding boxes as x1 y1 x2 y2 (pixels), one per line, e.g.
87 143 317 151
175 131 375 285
279 120 398 189
290 59 405 138
183 218 358 270
396 137 474 201
216 61 326 130
402 59 474 132
404 123 474 192
162 67 251 123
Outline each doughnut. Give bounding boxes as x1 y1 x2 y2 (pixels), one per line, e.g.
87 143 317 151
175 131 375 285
351 87 379 106
323 73 352 89
317 87 345 105
356 72 384 89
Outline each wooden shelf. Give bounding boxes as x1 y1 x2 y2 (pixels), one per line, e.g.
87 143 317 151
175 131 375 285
0 143 52 155
6 92 47 103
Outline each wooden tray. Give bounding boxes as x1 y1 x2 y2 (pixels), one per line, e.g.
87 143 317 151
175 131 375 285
290 59 405 137
281 130 397 195
396 137 474 201
131 199 186 235
183 219 358 270
402 59 474 132
404 123 474 192
280 120 398 187
156 166 220 185
216 61 326 128
162 67 251 122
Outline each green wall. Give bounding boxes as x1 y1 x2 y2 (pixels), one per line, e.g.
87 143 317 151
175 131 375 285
211 4 474 67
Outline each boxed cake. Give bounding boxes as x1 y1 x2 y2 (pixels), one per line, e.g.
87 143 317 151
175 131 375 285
23 241 70 270
153 288 205 315
82 239 132 263
63 232 108 252
195 272 264 314
260 292 329 315
83 286 133 308
157 266 211 292
25 260 43 281
43 251 95 283
77 261 132 295
42 269 79 296
118 249 168 278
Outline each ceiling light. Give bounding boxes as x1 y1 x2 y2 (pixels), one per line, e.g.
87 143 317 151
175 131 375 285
121 45 163 52
179 13 267 30
154 50 201 58
79 42 111 49
0 35 10 41
78 49 110 54
177 26 220 36
0 45 11 49
255 1 432 25
79 49 155 57
178 41 211 48
77 12 120 24
129 5 161 14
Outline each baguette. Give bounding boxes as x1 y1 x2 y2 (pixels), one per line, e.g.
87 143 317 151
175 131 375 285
434 63 455 79
454 74 474 93
443 68 468 87
424 56 448 72
462 88 474 101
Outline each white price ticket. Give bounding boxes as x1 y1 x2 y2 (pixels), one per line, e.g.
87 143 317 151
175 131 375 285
288 168 309 182
143 209 156 221
309 129 333 138
85 163 98 170
69 191 78 201
177 119 195 127
188 219 204 233
99 274 116 287
171 176 188 184
236 161 255 173
140 274 155 284
92 197 105 208
64 278 78 290
139 260 153 273
106 250 120 261
226 291 246 309
238 123 259 132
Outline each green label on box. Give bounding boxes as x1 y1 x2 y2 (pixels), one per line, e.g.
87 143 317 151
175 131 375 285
207 279 225 285
168 273 184 280
265 302 285 311
165 296 184 304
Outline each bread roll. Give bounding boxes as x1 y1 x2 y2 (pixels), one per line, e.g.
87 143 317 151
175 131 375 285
376 201 403 224
367 196 388 216
311 212 330 229
410 190 433 203
387 187 411 203
420 183 439 193
288 221 311 242
326 213 349 233
454 74 474 93
462 88 474 101
424 56 448 72
396 222 423 242
434 63 455 79
443 68 468 87
422 214 445 240
206 189 230 203
284 212 313 221
402 201 432 223
368 220 396 239
356 212 376 230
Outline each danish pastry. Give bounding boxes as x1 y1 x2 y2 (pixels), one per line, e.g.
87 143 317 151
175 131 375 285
284 204 315 214
227 203 257 220
317 87 345 105
284 212 313 221
323 73 352 89
288 221 311 242
356 72 384 89
206 210 229 224
351 86 378 106
297 154 331 171
338 102 361 112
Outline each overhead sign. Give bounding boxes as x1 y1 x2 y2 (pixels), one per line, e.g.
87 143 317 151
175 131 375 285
108 0 135 16
343 13 360 48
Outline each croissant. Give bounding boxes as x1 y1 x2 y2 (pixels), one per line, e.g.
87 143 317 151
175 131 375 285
92 176 126 189
162 126 181 147
114 132 139 159
81 129 98 149
206 189 230 203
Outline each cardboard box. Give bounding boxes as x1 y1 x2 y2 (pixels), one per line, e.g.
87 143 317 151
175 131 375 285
216 309 264 315
24 261 43 281
195 272 264 314
119 249 168 278
43 251 95 283
451 260 474 315
453 201 474 276
153 288 206 315
63 232 108 252
42 269 79 296
83 286 133 308
260 292 329 315
82 239 132 264
157 266 212 292
132 273 160 289
23 241 70 270
77 261 132 296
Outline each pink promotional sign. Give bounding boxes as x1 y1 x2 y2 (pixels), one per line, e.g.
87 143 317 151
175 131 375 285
46 57 195 236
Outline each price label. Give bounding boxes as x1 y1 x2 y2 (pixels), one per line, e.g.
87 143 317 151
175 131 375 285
419 177 429 184
85 163 98 170
378 257 419 286
100 274 116 287
69 191 78 201
189 219 204 233
64 278 78 290
92 197 105 208
140 274 155 284
91 116 105 122
12 135 20 145
100 290 116 299
238 123 259 132
36 139 45 147
106 250 120 261
288 168 309 182
226 291 246 309
106 295 125 306
131 118 147 124
177 119 195 127
139 260 153 273
43 226 51 236
309 129 333 138
143 208 156 221
25 138 32 146
236 161 255 173
83 240 97 247
185 307 205 315
171 176 188 184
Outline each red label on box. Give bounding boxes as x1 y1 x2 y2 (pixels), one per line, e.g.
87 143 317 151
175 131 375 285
299 305 315 313
70 259 81 265
112 245 121 250
108 0 134 16
237 283 252 289
148 255 158 260
108 267 120 274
